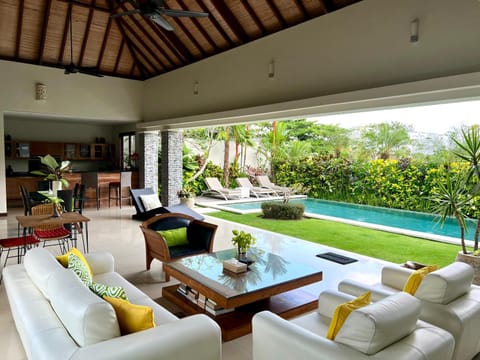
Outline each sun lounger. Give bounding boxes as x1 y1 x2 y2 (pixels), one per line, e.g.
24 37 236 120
235 177 277 198
255 175 291 195
202 177 244 200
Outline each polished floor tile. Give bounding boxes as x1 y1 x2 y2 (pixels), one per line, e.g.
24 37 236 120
0 205 386 360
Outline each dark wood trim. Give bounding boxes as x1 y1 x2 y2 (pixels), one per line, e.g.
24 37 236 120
57 0 110 13
196 0 235 46
210 0 249 44
38 0 52 64
58 2 72 63
319 0 335 13
293 0 310 19
147 21 194 63
242 0 267 35
15 0 25 59
265 0 287 27
96 15 113 68
79 0 95 66
113 39 125 74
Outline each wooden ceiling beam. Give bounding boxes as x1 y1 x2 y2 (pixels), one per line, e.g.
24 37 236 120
293 0 310 19
58 1 73 64
96 14 113 68
265 0 287 27
120 18 168 70
57 0 110 13
319 0 335 13
128 38 162 75
15 0 25 58
38 0 52 64
79 0 95 67
147 21 194 63
113 39 125 74
242 0 267 35
117 3 177 68
196 0 234 47
167 14 207 57
175 0 218 51
210 0 249 43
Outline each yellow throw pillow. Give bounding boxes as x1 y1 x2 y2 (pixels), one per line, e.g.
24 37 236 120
326 291 371 340
103 296 155 335
403 264 438 295
56 248 92 277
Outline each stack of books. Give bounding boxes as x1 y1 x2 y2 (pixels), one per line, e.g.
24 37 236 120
176 283 234 316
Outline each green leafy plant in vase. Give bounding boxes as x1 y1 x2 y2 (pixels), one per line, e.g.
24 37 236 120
231 229 256 263
31 154 71 193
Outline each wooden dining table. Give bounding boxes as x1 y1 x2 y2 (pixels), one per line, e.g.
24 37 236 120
16 212 90 253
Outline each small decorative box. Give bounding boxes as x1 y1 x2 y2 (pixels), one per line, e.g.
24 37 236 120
222 258 247 273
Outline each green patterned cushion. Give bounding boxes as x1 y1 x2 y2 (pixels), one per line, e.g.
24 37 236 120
90 282 128 301
68 253 92 286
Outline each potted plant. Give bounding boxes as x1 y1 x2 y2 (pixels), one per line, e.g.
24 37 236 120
231 229 256 261
31 154 71 194
177 187 195 208
431 126 480 284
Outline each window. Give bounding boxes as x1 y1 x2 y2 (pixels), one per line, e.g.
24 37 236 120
120 132 136 170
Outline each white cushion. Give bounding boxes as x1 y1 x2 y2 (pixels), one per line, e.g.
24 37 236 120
335 292 420 355
140 194 161 211
24 247 64 300
416 262 473 304
48 269 120 346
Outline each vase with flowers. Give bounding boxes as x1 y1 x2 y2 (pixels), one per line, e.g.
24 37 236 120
231 229 256 263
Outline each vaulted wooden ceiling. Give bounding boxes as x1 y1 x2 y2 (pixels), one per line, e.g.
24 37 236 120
0 0 363 80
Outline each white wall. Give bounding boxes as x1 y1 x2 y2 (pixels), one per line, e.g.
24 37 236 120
141 0 480 128
0 60 144 213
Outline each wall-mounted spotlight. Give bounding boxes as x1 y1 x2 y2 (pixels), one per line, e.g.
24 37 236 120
410 18 419 43
193 81 199 95
35 82 47 101
268 60 275 79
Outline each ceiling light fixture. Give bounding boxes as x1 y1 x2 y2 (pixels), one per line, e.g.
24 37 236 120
410 18 419 43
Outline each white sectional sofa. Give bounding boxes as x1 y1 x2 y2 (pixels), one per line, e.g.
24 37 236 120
3 247 222 360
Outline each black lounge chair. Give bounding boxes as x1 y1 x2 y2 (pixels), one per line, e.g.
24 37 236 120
130 188 204 221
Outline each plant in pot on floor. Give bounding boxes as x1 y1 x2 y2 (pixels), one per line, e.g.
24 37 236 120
31 154 71 195
231 229 256 264
430 125 480 284
177 186 195 208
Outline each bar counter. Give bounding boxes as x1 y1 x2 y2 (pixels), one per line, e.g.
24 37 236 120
7 171 139 208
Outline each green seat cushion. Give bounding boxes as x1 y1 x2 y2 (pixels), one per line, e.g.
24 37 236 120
157 227 189 247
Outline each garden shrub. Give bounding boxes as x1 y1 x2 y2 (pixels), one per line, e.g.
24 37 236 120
261 201 305 220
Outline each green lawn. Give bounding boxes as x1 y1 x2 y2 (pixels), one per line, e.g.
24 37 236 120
208 211 460 267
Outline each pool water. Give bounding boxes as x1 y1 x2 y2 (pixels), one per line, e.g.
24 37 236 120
224 198 477 241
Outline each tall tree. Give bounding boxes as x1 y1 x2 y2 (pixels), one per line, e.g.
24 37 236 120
360 121 411 160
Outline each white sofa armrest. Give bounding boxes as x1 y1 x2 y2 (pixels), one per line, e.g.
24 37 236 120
84 252 115 275
338 279 396 302
71 314 221 360
381 265 413 290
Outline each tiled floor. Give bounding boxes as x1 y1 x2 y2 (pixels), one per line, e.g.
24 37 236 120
0 205 388 360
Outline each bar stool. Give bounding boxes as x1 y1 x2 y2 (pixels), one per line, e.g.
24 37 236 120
81 172 100 210
109 171 132 208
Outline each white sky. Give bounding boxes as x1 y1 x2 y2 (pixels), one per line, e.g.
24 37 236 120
309 100 480 135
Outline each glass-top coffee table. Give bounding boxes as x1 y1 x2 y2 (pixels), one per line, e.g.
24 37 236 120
162 248 323 341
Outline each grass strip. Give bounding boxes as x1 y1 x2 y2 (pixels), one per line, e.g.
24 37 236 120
208 211 459 267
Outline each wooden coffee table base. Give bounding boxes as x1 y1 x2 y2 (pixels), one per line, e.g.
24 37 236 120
162 284 318 341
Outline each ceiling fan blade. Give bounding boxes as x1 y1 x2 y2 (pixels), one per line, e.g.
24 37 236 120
64 63 78 74
160 8 209 18
111 9 141 18
150 14 174 31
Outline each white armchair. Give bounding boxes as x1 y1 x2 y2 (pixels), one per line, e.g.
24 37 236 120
338 262 480 360
252 290 454 360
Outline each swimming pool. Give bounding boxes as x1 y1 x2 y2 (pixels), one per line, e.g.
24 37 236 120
216 198 476 243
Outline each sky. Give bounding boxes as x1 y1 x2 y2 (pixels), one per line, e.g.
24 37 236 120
309 99 480 135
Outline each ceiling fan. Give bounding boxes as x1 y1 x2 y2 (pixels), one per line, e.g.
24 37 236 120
111 0 209 32
63 2 103 77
